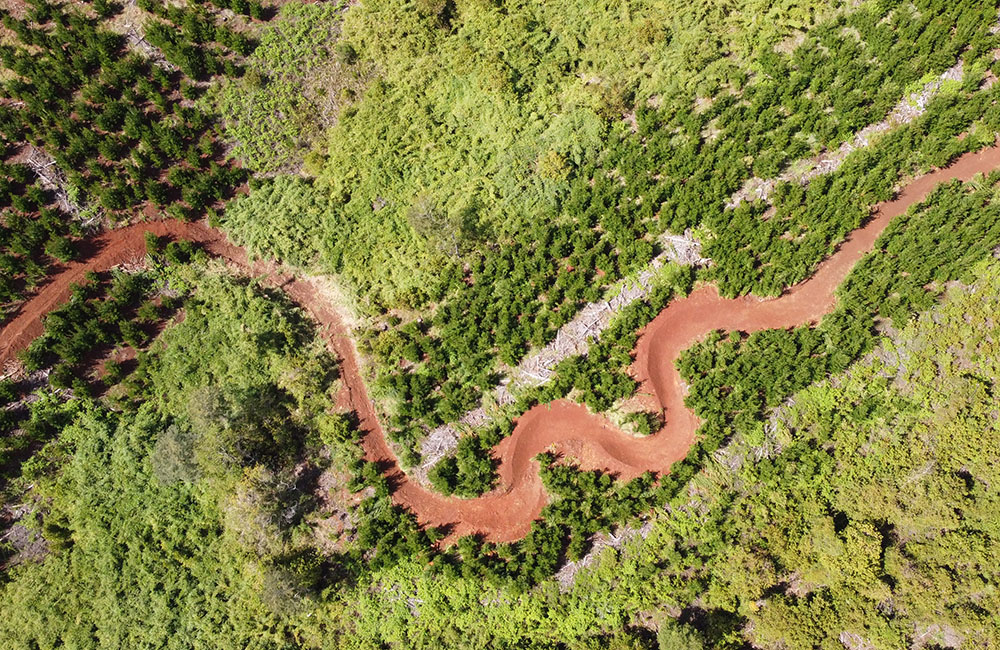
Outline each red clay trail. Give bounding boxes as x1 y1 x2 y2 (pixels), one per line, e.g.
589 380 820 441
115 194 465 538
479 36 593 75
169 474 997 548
363 144 1000 543
0 221 227 365
2 145 999 543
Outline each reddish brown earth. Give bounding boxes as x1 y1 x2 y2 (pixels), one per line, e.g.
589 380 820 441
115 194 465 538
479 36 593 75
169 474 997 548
2 222 213 364
363 143 1000 543
0 219 297 365
2 145 1000 544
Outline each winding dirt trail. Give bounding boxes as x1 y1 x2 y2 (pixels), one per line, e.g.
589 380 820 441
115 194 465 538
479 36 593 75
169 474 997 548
362 144 1000 543
0 221 228 365
2 145 999 544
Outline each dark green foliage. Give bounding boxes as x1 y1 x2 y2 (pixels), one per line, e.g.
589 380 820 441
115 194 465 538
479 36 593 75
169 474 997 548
0 379 15 405
680 327 832 439
441 64 1000 497
427 430 499 497
0 166 82 318
0 1 247 226
4 2 1000 647
679 164 1000 503
21 269 156 372
144 20 220 80
311 0 1000 451
207 0 264 20
423 456 659 590
705 83 1000 297
3 245 198 489
354 488 436 570
101 358 124 385
836 173 1000 328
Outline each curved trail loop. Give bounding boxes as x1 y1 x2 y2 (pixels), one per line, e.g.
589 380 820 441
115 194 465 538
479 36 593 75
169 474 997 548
2 146 999 544
364 144 1000 543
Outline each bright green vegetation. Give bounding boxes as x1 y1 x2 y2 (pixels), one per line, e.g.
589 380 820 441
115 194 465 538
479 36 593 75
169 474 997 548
4 1 1000 647
0 268 358 647
386 169 1000 586
223 0 1000 466
296 253 1000 649
222 175 329 266
1 238 200 502
6 140 1000 650
217 2 368 172
423 77 1000 494
226 0 852 199
9 200 995 648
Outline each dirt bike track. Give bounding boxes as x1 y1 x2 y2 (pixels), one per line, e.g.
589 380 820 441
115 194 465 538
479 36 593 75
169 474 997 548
2 144 1000 544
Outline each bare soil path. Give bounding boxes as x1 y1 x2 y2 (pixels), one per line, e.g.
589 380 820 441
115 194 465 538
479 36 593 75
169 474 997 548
2 145 999 544
1 221 223 365
374 144 1000 543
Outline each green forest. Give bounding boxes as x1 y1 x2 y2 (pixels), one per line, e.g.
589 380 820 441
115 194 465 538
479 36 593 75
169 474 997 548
2 0 1000 648
223 0 1000 464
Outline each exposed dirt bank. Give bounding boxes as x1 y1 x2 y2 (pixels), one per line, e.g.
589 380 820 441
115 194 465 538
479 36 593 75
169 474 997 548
3 145 999 544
